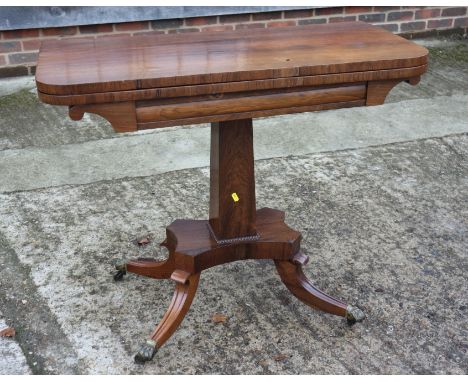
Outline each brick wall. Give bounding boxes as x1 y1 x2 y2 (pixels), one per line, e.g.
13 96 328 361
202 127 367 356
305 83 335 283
0 6 467 78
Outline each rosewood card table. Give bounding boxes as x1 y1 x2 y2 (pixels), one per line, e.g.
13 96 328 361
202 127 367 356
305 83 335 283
35 21 428 363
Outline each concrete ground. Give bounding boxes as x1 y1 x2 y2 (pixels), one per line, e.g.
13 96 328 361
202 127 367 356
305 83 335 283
0 37 467 375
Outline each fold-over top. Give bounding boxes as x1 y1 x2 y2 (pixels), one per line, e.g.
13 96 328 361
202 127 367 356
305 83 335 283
36 21 428 97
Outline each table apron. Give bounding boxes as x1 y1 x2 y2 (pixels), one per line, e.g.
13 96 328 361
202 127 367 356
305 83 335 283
136 84 366 123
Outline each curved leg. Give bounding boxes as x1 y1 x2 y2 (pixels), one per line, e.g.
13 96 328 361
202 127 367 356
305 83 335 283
275 252 364 324
134 270 200 363
113 242 176 280
114 257 175 280
127 257 175 279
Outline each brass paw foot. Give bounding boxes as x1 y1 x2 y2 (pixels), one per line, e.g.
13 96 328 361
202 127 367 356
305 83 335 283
134 339 158 364
345 305 365 325
112 259 127 281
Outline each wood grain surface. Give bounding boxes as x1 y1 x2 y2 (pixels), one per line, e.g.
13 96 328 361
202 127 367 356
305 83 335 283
209 119 257 240
36 22 428 97
136 84 366 122
134 100 366 130
37 65 426 106
166 207 302 273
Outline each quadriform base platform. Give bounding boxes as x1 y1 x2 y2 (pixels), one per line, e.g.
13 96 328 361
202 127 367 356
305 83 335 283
36 21 428 363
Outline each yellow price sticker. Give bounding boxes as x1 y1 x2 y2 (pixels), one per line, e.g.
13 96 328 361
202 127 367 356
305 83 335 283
231 192 239 202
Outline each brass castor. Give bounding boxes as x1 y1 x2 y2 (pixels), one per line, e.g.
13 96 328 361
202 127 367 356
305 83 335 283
112 260 127 281
345 305 365 325
134 339 158 364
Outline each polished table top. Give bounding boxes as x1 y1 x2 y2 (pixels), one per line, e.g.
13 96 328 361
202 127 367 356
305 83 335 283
36 22 428 131
36 21 428 97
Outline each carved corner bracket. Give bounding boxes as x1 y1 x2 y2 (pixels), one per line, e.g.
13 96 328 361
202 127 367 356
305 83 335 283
69 101 137 133
366 76 421 106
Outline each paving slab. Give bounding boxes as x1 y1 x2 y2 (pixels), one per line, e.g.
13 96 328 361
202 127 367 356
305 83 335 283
0 93 467 193
0 135 466 374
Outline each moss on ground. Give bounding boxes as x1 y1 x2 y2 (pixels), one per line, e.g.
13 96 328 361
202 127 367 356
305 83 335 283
428 42 468 67
0 88 38 107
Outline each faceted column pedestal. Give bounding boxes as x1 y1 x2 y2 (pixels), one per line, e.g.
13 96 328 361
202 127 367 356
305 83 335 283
113 118 364 363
